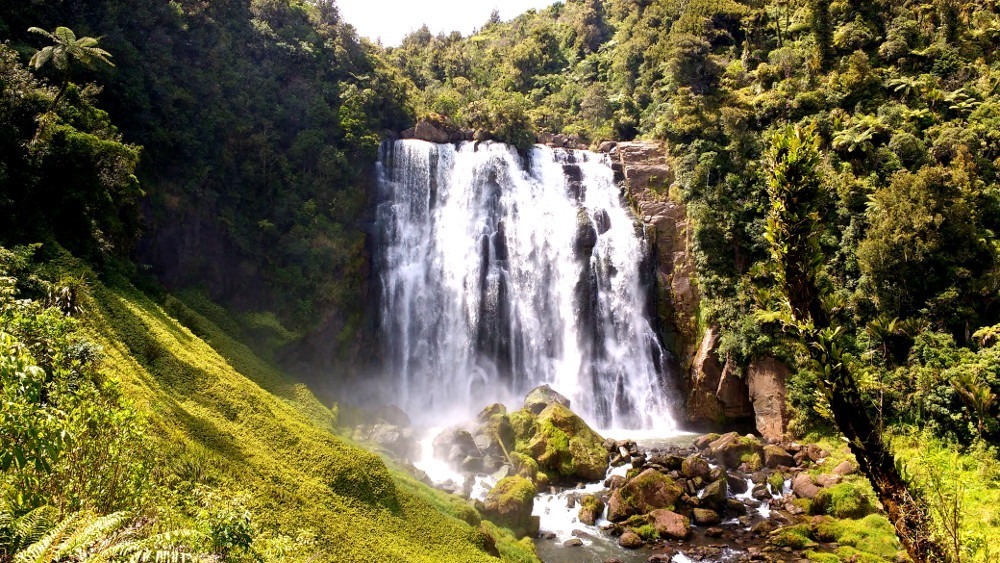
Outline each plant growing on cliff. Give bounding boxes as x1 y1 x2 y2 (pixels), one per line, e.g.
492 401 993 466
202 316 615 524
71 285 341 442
27 26 113 116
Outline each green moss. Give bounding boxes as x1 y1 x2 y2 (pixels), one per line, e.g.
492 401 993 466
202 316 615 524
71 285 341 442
811 481 877 519
518 403 606 481
508 409 536 443
631 524 659 541
483 477 537 538
803 552 841 563
768 471 786 493
813 514 904 560
769 525 817 549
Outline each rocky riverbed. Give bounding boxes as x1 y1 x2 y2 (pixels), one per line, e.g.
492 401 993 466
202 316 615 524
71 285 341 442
351 386 906 563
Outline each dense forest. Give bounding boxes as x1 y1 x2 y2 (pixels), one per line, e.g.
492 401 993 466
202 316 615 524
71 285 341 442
1 0 999 560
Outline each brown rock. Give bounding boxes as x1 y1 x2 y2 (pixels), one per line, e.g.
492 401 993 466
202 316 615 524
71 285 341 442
598 140 617 153
648 509 690 540
413 119 451 144
747 358 792 443
682 454 710 478
791 473 820 499
763 445 795 469
815 474 842 488
618 530 644 549
709 432 764 469
693 508 721 525
706 526 725 538
833 460 856 476
608 469 683 521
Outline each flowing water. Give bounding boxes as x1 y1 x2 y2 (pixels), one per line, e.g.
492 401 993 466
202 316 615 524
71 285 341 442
375 139 677 432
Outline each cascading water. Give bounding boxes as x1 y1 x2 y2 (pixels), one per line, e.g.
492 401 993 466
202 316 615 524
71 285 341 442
375 139 677 432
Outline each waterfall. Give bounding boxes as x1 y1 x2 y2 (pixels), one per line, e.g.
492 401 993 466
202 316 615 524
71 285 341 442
375 139 677 432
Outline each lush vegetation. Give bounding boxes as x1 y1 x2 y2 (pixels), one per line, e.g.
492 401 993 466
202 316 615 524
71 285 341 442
0 245 533 561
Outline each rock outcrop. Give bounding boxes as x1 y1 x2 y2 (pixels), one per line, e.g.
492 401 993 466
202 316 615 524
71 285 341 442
747 357 792 442
482 476 539 538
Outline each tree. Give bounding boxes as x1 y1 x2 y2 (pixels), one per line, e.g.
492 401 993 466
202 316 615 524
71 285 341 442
760 126 945 562
27 26 114 113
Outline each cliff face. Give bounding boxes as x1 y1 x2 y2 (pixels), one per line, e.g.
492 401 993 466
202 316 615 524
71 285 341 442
608 140 788 440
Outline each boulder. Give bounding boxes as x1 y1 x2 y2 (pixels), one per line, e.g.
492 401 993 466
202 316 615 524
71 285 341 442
563 538 583 547
747 357 791 442
763 445 795 469
578 494 605 526
692 508 721 525
523 402 607 481
606 469 683 521
833 460 857 476
681 454 710 479
701 478 729 509
372 404 411 427
412 119 451 144
709 432 764 470
597 140 617 153
815 474 843 488
482 476 539 538
478 403 507 421
524 384 571 414
791 473 821 500
593 208 612 234
648 509 690 540
433 427 481 465
618 530 644 549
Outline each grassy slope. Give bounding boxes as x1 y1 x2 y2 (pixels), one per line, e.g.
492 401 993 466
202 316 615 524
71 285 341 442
83 279 534 562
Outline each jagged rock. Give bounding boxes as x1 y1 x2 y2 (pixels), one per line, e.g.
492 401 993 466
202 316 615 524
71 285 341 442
648 509 690 540
413 119 451 144
727 474 749 494
682 454 710 479
694 434 719 450
649 453 685 471
791 474 820 499
764 445 795 469
578 494 605 526
482 476 539 538
400 127 415 139
693 508 721 525
752 484 771 501
747 357 791 442
833 460 856 476
478 403 507 421
709 432 764 470
795 444 829 464
593 208 612 234
607 469 683 521
524 402 607 481
524 384 571 414
618 530 644 549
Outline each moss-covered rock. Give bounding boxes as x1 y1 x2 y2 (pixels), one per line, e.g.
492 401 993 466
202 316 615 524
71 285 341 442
708 432 764 469
523 384 571 414
520 403 606 481
811 481 877 519
482 476 540 538
769 524 817 549
811 514 905 560
607 469 683 521
578 494 605 525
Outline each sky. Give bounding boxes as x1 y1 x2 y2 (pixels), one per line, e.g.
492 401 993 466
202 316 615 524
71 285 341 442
337 0 558 46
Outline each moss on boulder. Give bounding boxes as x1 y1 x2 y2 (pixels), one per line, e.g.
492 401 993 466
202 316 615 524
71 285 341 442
520 403 606 481
607 469 683 521
482 476 540 538
811 481 877 519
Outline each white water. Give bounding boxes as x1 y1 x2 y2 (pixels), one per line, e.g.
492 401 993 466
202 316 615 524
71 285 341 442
376 140 677 431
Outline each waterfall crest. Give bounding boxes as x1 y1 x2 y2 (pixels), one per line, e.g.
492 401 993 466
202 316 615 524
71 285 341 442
375 139 677 432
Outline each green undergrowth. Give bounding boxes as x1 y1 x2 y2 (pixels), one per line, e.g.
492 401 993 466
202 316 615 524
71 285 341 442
78 274 532 561
890 427 1000 563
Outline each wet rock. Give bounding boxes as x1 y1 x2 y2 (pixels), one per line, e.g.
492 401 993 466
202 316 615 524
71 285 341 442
648 509 691 540
726 498 748 514
619 530 644 549
593 208 612 234
598 140 617 153
752 484 772 501
579 494 605 526
764 445 795 469
693 508 721 525
727 473 749 494
751 520 777 535
791 473 820 499
693 434 719 450
608 469 683 521
706 526 725 538
482 476 539 538
524 384 571 414
574 207 599 258
682 455 710 479
478 403 507 421
563 538 583 547
701 478 729 509
649 453 685 471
